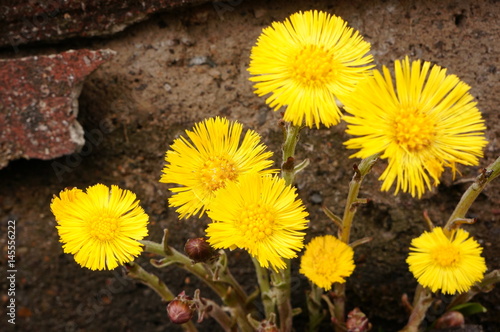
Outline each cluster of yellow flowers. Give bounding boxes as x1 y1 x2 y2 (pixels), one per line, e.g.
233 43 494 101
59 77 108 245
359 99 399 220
160 116 310 270
246 10 487 293
247 9 487 294
50 9 489 301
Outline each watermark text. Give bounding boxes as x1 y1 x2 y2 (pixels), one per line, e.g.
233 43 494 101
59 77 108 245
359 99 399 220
6 220 17 324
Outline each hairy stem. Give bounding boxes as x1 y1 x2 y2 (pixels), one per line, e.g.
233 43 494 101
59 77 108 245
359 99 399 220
399 285 433 332
281 122 302 186
252 257 275 318
275 122 303 331
333 153 379 331
271 265 293 332
306 283 326 332
445 156 500 231
141 239 253 331
339 154 380 244
124 261 198 332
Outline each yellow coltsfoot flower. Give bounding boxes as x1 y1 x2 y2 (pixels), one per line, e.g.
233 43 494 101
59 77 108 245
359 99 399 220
300 235 355 290
160 117 275 219
206 173 309 271
248 10 373 128
343 57 487 197
50 184 149 271
407 227 486 295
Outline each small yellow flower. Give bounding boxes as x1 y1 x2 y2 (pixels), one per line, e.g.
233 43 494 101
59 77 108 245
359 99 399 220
206 173 308 270
50 184 149 271
407 227 486 295
300 235 355 290
248 10 373 128
343 57 487 197
160 117 275 219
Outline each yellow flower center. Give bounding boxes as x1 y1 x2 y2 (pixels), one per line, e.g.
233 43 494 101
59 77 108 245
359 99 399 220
394 108 435 152
315 259 331 275
88 212 120 241
431 244 461 267
199 156 238 192
239 203 275 241
288 44 336 87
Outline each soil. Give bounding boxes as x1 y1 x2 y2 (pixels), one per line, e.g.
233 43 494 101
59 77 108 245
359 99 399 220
1 0 499 331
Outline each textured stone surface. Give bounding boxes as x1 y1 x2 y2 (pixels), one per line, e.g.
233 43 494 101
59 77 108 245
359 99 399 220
0 48 115 169
0 0 207 51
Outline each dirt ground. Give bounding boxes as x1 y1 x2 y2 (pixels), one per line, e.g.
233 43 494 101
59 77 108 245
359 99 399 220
1 0 499 331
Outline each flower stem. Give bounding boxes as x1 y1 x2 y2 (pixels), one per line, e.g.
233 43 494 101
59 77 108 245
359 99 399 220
211 249 254 315
252 257 275 318
276 122 303 331
141 238 254 332
339 153 380 244
193 289 234 332
332 153 379 331
124 261 176 301
306 283 326 332
332 283 346 331
271 264 293 332
124 261 198 332
399 285 433 332
444 156 500 231
281 122 302 186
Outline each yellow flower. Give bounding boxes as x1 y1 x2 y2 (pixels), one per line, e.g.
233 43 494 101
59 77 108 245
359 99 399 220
343 57 487 197
248 10 373 128
407 227 486 295
50 184 149 271
299 235 355 290
160 117 275 219
206 173 308 270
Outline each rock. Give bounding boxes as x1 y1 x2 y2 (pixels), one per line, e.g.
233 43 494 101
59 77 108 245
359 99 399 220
0 48 115 169
309 191 323 205
188 55 216 67
0 0 208 51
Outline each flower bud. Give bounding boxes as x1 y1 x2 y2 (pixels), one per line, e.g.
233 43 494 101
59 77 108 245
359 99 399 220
346 307 371 332
167 291 196 324
184 237 217 263
434 311 464 329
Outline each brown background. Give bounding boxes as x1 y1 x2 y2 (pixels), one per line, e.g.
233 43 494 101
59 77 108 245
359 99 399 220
1 0 499 331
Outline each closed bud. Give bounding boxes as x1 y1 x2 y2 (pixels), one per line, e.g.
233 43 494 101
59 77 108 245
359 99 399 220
184 237 217 263
167 291 196 324
346 307 371 332
434 311 464 329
